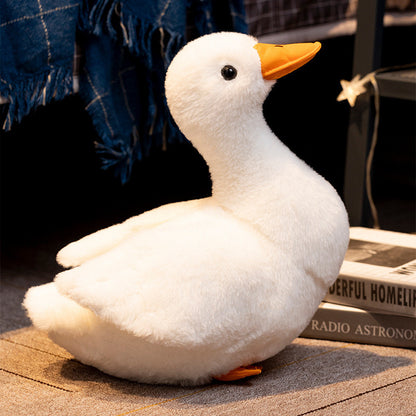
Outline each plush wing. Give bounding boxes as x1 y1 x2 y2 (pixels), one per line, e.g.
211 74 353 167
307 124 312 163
57 198 209 268
54 203 278 348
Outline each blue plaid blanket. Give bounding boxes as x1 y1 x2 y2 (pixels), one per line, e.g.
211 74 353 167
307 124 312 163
1 0 247 182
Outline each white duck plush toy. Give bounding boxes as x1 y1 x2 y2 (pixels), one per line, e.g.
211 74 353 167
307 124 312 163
24 32 349 385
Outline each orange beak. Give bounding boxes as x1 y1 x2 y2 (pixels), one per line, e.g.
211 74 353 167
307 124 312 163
253 42 321 80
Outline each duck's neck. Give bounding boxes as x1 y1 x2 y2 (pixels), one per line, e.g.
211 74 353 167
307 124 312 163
191 111 296 211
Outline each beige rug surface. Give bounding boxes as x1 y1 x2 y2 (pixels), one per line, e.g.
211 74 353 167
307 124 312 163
1 258 415 415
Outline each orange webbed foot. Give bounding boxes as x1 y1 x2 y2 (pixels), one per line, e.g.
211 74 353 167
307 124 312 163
214 365 262 382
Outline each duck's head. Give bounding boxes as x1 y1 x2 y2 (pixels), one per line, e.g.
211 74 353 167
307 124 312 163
165 32 320 143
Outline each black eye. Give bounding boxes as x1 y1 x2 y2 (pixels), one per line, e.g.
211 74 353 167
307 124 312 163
221 65 237 81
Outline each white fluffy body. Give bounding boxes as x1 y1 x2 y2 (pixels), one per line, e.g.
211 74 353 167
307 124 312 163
23 32 349 385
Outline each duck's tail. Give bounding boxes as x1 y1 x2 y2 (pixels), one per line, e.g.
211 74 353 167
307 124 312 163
23 283 97 335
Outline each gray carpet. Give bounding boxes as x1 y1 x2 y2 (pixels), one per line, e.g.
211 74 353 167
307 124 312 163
1 249 415 416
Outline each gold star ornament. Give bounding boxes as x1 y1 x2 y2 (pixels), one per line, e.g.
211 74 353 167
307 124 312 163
337 74 370 107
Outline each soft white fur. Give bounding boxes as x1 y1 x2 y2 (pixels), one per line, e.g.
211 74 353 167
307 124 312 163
23 32 349 385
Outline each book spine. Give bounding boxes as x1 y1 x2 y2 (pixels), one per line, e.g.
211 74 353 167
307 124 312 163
301 305 416 349
324 275 416 317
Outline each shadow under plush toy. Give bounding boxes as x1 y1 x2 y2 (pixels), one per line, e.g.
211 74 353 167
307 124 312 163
24 32 349 385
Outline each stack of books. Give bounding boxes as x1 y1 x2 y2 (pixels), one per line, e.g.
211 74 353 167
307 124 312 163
301 227 416 349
